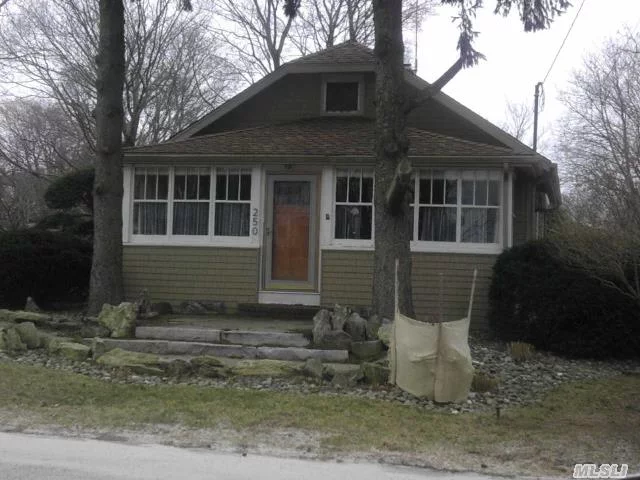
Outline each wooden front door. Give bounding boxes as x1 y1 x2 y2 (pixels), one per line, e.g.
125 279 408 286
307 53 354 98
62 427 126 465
265 176 316 290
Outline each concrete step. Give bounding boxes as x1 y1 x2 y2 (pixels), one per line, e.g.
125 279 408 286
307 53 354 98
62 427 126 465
99 338 349 363
135 326 310 348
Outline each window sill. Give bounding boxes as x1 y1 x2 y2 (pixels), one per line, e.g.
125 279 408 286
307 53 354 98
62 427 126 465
126 236 258 248
410 241 502 255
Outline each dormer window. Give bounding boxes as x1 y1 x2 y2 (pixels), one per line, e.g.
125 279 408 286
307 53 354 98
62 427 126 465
322 75 364 115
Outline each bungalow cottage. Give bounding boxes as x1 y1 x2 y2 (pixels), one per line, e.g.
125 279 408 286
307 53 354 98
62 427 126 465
122 42 559 329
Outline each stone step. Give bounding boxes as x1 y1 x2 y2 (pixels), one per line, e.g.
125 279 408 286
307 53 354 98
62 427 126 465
135 326 310 348
99 338 349 363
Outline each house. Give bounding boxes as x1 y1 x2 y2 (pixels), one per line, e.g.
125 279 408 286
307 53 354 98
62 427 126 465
122 41 560 328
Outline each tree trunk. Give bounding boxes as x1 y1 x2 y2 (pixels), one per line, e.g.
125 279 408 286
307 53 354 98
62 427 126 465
88 0 125 314
372 0 414 320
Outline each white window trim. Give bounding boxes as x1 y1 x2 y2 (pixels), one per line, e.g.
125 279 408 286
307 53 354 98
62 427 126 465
410 169 505 255
321 74 365 116
125 166 261 248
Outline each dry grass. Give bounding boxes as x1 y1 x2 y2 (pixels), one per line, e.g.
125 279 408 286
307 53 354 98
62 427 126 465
0 363 638 477
507 341 536 362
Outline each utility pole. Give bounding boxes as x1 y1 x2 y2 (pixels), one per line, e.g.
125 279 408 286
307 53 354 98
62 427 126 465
533 82 543 152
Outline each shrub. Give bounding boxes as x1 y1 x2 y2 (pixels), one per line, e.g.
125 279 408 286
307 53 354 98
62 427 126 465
489 240 640 359
44 168 94 211
0 229 92 309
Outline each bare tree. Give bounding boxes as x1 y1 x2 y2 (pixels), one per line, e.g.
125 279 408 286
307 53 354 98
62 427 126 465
559 31 640 230
0 170 49 230
0 0 236 147
500 101 533 144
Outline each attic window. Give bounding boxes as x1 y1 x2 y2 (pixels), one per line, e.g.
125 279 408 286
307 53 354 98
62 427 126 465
325 81 360 113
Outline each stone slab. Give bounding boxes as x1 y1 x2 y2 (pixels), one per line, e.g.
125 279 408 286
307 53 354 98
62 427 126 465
135 326 222 344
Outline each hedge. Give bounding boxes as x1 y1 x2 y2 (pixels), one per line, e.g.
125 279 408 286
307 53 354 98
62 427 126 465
488 240 640 359
0 229 92 309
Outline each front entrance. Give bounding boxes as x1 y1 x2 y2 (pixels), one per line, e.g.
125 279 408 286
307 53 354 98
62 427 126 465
263 175 317 293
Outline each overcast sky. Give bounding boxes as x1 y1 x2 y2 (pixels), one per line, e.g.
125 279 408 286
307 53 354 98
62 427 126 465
416 0 640 154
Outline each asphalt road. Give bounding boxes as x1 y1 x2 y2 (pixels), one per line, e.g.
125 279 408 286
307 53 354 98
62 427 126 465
0 432 505 480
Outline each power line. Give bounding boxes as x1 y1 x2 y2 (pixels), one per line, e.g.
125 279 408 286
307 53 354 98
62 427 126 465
542 0 588 84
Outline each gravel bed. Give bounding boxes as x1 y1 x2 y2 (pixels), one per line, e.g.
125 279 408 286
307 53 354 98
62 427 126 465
1 341 638 415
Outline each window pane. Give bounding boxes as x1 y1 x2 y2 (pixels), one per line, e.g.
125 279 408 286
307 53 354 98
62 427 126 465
133 202 167 235
488 180 500 206
432 178 445 205
361 176 373 203
419 178 430 204
348 175 360 203
240 174 251 201
174 175 186 199
214 203 250 236
134 175 145 200
335 205 372 239
475 180 488 206
445 179 457 205
145 174 157 199
216 174 227 200
199 175 210 200
461 180 474 205
228 174 240 200
409 206 414 241
157 174 168 200
418 206 456 242
326 82 359 112
173 203 209 235
335 176 347 202
186 175 198 200
461 208 498 243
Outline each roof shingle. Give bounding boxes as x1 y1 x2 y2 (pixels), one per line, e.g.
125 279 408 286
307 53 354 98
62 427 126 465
290 41 375 65
126 117 513 157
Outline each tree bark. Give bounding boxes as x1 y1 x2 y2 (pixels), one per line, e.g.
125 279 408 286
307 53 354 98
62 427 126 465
88 0 125 314
372 0 414 320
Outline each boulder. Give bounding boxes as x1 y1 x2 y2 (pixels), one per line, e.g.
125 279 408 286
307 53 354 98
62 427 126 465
329 368 361 388
197 300 225 314
330 304 350 331
44 336 64 354
229 359 297 377
344 313 367 342
179 301 208 315
365 314 382 340
24 296 41 312
0 309 52 327
190 355 226 378
377 321 393 347
79 324 111 339
302 358 324 380
90 338 107 359
0 332 6 352
151 302 173 315
164 358 192 377
96 348 164 376
2 327 26 352
316 330 352 350
361 362 390 385
312 309 332 345
350 340 384 361
98 303 137 338
14 322 41 349
57 342 91 362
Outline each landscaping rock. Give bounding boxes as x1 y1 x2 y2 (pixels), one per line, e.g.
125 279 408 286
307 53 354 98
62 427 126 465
57 342 90 362
330 370 359 388
44 336 64 354
361 362 390 385
151 302 173 315
91 338 107 359
302 358 324 379
24 296 41 312
179 301 208 315
0 309 52 327
331 304 350 331
377 322 393 347
79 324 111 339
365 314 382 340
190 355 226 378
96 348 164 376
164 358 192 377
344 312 367 342
229 359 297 377
312 309 332 345
197 300 225 314
14 322 41 349
98 303 137 338
3 327 26 352
350 340 384 361
316 330 352 350
135 289 152 318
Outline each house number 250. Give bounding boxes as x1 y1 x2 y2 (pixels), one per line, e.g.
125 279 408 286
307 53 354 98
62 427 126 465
251 208 259 236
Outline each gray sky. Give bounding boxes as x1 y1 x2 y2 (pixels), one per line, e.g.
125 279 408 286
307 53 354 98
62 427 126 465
417 0 640 154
